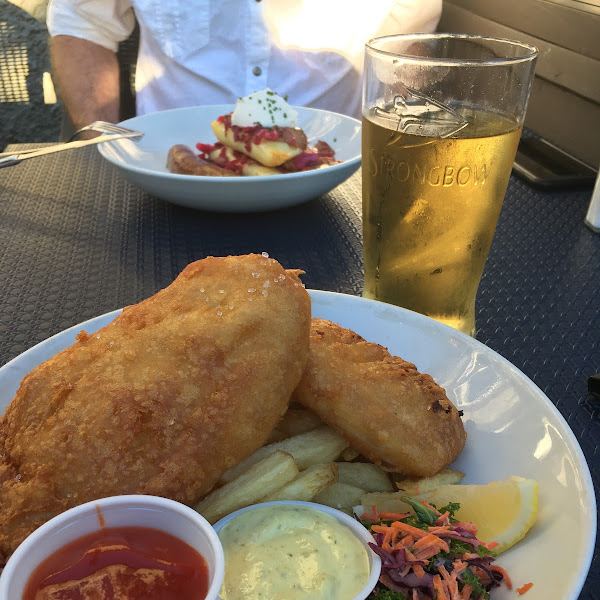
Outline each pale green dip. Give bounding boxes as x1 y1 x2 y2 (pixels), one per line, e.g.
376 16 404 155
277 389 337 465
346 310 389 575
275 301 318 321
218 505 370 600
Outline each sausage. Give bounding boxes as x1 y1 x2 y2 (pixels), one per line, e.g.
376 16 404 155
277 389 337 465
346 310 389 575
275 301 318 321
166 144 236 177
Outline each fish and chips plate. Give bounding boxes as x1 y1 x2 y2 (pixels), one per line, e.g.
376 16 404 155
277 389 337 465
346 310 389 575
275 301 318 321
0 285 595 599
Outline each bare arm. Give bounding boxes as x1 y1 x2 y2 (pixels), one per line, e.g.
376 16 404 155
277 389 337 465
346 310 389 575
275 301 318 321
50 35 121 131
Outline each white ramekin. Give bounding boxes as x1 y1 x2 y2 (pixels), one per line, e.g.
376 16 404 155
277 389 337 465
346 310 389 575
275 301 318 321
0 494 225 599
213 500 381 600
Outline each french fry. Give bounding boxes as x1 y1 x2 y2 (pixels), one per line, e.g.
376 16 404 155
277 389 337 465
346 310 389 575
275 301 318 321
266 408 324 444
219 426 349 484
359 491 413 514
260 463 339 502
360 468 467 513
339 447 361 462
195 450 298 524
395 468 465 495
313 482 365 513
275 408 324 439
337 462 394 492
265 429 289 444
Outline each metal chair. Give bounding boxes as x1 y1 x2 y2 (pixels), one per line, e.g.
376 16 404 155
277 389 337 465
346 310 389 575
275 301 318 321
116 22 139 123
0 0 62 148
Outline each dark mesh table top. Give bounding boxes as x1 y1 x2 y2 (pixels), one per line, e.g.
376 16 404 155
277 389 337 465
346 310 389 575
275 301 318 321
1 145 599 597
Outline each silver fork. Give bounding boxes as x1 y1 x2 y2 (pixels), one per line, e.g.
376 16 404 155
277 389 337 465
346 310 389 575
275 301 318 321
0 123 144 167
67 121 144 142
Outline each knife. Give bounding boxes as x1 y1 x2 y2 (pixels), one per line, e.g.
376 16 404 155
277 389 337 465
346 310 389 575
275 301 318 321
0 132 143 168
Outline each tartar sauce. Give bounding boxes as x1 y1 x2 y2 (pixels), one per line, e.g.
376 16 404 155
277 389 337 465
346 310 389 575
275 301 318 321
218 505 370 600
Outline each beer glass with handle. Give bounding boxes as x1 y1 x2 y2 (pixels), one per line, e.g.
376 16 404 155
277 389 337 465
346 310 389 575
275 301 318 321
362 34 538 336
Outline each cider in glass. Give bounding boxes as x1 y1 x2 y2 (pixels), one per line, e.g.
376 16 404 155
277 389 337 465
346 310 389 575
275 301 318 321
362 34 537 336
362 107 521 336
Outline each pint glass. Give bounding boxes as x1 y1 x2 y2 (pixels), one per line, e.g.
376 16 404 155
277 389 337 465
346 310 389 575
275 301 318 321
362 34 538 336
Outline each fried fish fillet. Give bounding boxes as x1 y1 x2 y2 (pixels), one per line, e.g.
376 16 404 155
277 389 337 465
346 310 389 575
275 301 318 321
292 318 466 477
0 254 311 565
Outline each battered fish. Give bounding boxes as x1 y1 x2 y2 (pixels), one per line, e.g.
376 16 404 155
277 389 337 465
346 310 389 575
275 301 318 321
292 318 466 477
0 254 311 565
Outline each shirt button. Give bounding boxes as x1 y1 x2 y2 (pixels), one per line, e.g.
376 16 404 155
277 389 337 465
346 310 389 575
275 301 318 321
252 66 262 76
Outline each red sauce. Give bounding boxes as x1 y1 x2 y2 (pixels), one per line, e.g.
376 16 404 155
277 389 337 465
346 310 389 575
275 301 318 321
218 113 304 151
280 142 340 172
196 142 216 156
23 526 209 600
95 504 105 528
196 140 339 175
214 144 254 174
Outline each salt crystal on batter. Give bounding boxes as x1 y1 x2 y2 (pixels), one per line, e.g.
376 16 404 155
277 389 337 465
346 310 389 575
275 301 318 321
252 272 260 278
263 280 270 288
262 251 269 258
262 290 268 296
248 288 256 293
217 311 223 316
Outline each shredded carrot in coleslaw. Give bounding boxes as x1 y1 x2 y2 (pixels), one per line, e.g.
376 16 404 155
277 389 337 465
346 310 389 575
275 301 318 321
360 497 524 600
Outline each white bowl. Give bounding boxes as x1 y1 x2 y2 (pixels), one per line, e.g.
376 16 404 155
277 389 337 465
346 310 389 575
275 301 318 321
213 500 381 600
0 495 225 599
98 105 361 212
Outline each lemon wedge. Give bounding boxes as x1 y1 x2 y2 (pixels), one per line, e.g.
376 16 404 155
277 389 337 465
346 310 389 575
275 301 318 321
414 476 539 554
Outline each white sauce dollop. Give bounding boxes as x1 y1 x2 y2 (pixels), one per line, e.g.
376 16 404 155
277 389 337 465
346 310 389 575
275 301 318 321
231 89 298 128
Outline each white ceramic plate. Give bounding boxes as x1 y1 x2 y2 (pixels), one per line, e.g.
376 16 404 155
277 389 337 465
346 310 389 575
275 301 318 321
0 291 595 600
98 105 361 212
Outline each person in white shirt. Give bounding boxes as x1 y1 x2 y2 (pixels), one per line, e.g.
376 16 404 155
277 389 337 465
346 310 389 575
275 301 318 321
47 0 441 131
